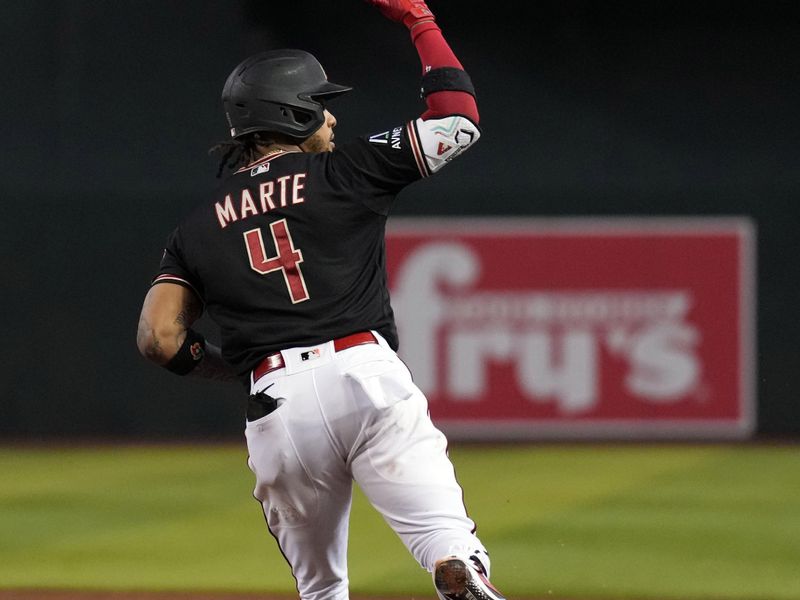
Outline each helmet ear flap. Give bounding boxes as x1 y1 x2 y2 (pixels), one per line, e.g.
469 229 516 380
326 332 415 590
281 106 316 128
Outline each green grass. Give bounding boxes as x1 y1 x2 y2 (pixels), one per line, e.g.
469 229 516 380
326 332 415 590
1 443 799 599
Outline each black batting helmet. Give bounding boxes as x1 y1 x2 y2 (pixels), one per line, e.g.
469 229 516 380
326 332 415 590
222 49 352 139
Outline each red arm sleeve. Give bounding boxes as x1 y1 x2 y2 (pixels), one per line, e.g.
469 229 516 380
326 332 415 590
410 21 479 124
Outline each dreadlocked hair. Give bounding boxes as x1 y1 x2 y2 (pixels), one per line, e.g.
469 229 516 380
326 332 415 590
208 132 301 178
209 133 268 178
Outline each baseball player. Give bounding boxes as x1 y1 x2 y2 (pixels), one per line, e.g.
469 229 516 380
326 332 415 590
136 1 504 599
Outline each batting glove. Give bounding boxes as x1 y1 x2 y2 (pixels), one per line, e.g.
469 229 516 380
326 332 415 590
365 0 435 30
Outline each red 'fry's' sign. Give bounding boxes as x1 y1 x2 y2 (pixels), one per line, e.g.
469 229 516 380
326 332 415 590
386 218 756 440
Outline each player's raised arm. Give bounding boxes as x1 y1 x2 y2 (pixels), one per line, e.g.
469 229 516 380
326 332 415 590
359 0 480 180
366 0 479 124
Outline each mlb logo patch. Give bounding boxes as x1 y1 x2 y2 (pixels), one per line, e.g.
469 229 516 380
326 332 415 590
300 348 321 362
251 163 270 176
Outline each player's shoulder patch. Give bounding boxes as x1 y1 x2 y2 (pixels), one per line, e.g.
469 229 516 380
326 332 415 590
368 126 405 150
408 115 481 176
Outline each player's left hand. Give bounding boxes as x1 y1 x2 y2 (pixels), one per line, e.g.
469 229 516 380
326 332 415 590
364 0 435 30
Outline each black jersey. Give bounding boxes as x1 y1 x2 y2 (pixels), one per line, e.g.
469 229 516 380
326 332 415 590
153 122 426 376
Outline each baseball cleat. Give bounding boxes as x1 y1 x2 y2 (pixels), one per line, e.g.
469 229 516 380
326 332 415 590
433 556 506 600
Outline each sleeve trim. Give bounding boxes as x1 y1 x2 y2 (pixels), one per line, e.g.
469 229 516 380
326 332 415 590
406 120 431 178
151 274 202 301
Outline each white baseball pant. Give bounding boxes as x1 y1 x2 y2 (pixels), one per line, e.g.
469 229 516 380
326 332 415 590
245 331 489 600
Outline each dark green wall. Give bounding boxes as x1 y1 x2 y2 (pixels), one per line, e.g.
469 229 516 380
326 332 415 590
2 1 798 438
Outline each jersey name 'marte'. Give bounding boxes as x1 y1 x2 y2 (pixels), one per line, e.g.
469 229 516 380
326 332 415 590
214 173 307 229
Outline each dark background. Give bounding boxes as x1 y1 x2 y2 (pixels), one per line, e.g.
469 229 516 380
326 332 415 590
2 1 798 439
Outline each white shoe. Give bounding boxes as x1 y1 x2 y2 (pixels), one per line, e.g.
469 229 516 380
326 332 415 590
433 556 505 600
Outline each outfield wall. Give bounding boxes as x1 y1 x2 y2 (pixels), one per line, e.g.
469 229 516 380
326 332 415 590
1 2 796 439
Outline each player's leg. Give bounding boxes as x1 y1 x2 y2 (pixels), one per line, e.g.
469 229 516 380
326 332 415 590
245 371 354 600
344 348 504 597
